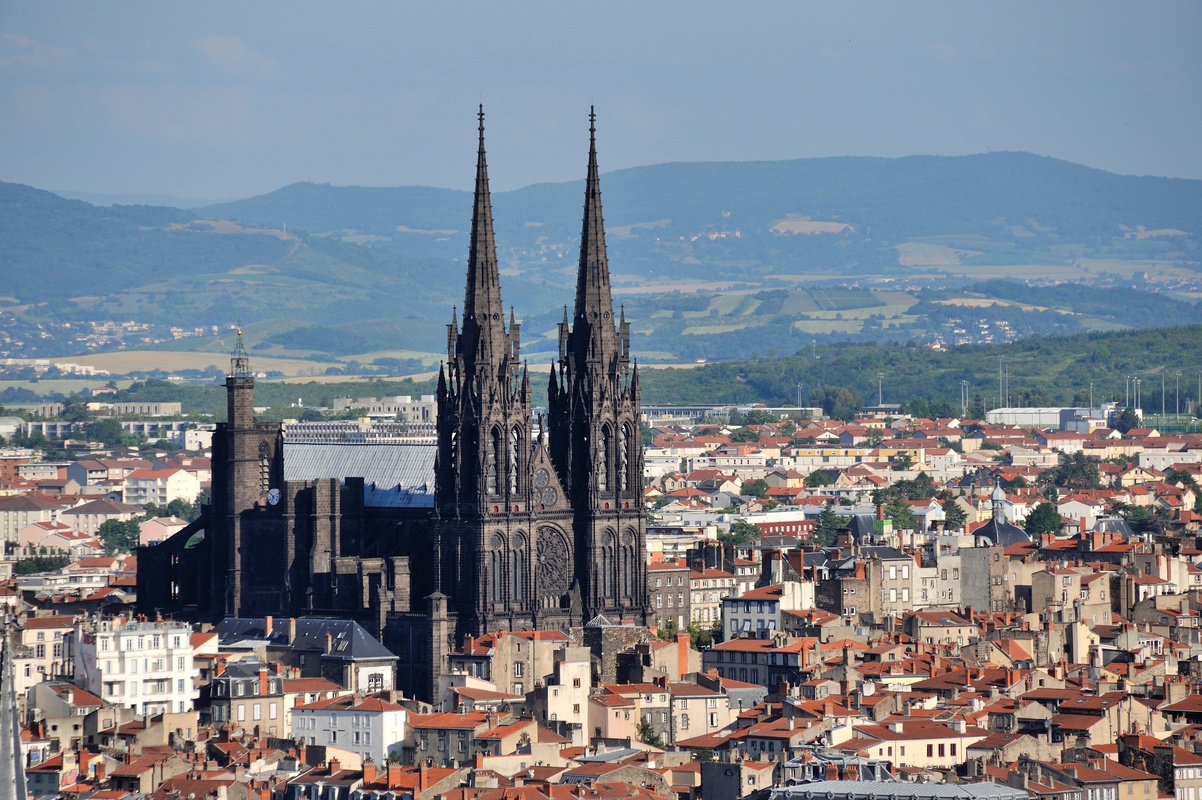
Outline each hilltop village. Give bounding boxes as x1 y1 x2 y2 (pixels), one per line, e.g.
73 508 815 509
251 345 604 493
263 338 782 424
4 395 1202 799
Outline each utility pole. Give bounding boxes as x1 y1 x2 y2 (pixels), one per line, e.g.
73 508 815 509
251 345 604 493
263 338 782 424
1089 382 1093 409
1176 371 1182 418
797 382 803 409
877 372 884 407
1162 368 1167 421
961 380 969 418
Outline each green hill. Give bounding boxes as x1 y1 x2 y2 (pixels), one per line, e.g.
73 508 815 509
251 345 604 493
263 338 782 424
2 151 1200 367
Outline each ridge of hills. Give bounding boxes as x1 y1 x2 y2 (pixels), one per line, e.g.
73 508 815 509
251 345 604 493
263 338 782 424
2 151 1200 370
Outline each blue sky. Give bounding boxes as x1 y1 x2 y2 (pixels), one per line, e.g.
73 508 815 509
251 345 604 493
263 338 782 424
2 2 1199 201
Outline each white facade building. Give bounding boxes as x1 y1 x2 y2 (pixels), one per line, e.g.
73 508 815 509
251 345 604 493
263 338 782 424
291 693 408 765
71 617 198 715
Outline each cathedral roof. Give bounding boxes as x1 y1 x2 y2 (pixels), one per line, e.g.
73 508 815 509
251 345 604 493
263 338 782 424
283 441 435 507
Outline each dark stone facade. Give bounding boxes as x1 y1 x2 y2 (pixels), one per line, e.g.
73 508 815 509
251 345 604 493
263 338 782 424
138 108 649 702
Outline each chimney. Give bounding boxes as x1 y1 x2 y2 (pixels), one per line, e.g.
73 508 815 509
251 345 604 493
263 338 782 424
328 757 341 775
854 559 865 580
288 617 297 644
825 763 839 781
361 760 376 785
325 632 333 654
677 632 691 678
386 762 402 789
215 659 226 677
259 665 268 697
264 615 273 638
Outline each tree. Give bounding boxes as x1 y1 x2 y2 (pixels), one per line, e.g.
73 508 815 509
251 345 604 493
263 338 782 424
892 452 914 472
163 497 197 521
741 478 769 499
886 498 919 532
728 427 760 443
85 418 125 447
815 502 847 547
810 384 864 422
1115 406 1140 434
99 519 141 552
719 519 761 547
637 717 665 748
805 470 834 488
942 499 967 532
1024 502 1062 536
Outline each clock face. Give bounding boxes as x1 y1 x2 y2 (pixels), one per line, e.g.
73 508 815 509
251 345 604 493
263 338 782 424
266 488 281 506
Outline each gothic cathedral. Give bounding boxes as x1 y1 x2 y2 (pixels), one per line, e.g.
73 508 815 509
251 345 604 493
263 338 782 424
434 107 648 639
137 108 648 701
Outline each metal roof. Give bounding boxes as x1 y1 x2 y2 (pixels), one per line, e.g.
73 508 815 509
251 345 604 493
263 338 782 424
283 441 435 508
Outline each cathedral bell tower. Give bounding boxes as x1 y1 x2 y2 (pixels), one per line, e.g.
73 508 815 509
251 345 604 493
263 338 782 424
210 328 284 618
548 108 648 624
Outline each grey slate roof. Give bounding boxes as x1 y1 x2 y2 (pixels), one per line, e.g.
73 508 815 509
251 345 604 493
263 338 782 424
214 617 397 663
283 441 435 508
975 515 1032 547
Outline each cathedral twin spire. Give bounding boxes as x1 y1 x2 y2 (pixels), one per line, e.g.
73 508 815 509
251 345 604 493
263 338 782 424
457 105 511 375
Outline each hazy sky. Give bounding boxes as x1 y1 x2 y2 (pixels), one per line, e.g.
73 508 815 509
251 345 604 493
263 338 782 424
2 2 1200 201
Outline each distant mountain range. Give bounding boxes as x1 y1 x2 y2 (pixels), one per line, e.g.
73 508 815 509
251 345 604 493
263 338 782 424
2 152 1199 368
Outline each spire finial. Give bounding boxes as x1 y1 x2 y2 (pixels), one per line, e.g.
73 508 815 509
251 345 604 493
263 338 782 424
478 104 485 146
589 105 596 138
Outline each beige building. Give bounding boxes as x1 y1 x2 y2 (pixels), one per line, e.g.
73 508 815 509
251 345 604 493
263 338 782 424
690 567 736 625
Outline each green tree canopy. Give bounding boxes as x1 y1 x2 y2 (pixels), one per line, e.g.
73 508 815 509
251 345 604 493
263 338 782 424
728 427 760 443
719 518 762 547
886 497 919 532
815 502 848 547
1024 502 1063 536
741 478 769 499
98 518 141 552
942 499 968 532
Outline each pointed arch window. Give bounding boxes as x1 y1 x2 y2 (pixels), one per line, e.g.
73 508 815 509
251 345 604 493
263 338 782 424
512 536 526 607
489 534 505 607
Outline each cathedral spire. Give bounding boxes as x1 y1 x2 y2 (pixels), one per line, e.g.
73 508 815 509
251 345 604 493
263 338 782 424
461 105 506 367
572 107 615 354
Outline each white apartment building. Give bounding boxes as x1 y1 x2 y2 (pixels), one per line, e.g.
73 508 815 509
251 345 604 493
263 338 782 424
121 468 200 507
71 617 198 715
291 693 408 765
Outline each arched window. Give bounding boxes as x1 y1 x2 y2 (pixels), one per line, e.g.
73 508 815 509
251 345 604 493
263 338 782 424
510 427 521 494
489 534 505 606
512 536 526 606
